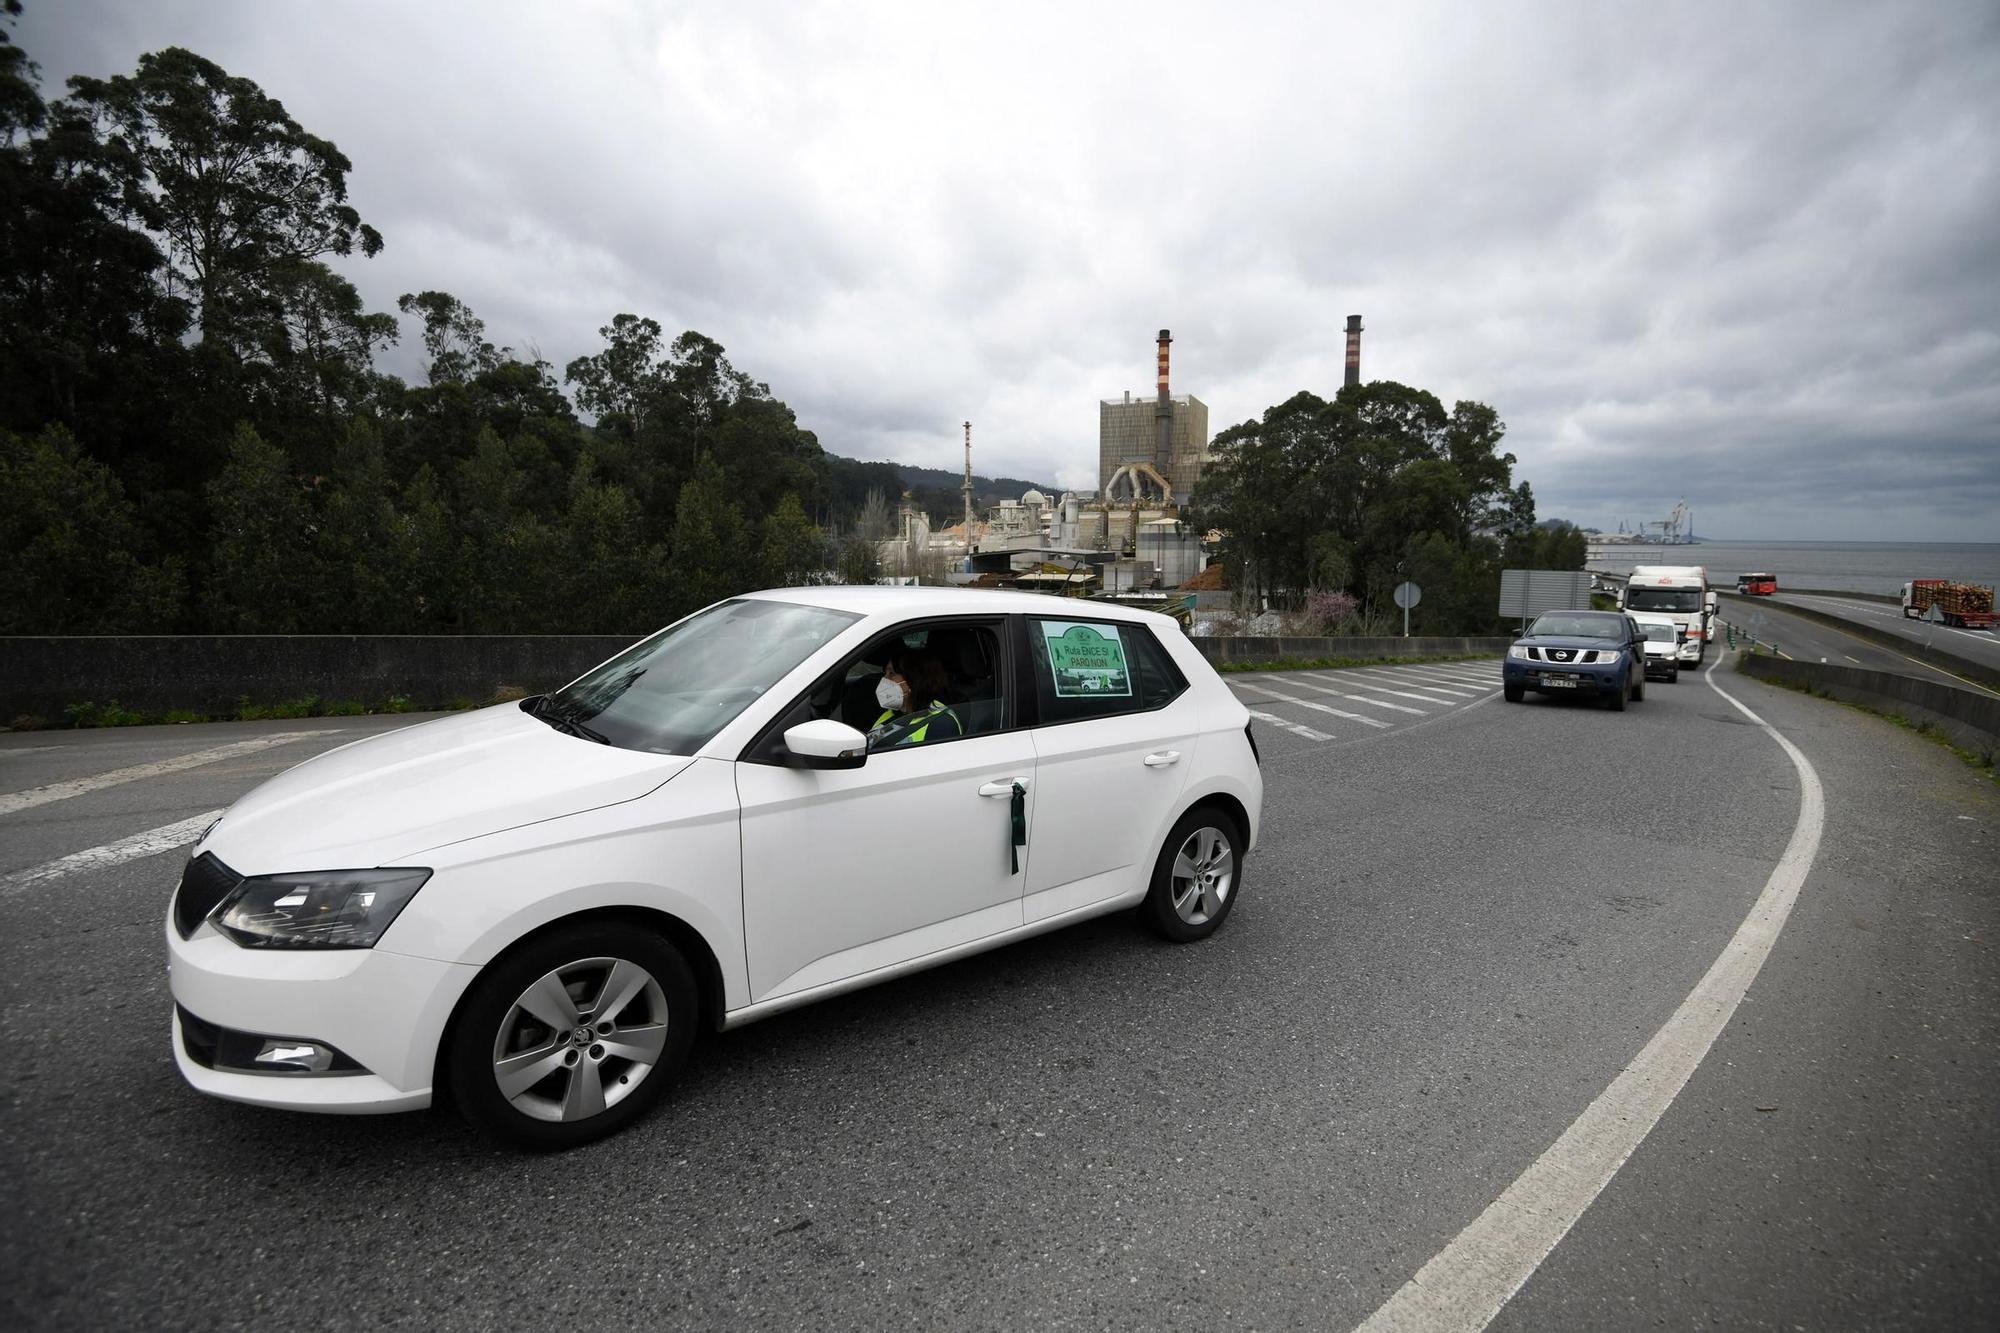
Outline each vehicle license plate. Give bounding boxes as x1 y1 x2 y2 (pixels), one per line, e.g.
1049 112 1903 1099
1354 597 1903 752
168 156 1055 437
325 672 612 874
1541 677 1578 688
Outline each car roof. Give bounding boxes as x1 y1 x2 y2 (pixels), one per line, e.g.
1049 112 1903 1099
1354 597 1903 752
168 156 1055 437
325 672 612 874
1534 608 1624 620
740 584 1171 626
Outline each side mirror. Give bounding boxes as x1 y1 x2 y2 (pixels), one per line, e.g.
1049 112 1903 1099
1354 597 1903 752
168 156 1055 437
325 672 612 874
783 719 867 770
1704 594 1719 613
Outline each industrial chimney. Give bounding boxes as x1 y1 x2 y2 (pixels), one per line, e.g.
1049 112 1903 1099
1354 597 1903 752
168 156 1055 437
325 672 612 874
962 421 974 551
1155 328 1173 472
1344 315 1363 389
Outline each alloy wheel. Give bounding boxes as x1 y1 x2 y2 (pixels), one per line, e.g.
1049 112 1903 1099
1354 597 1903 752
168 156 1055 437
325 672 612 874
490 956 670 1123
1170 826 1235 925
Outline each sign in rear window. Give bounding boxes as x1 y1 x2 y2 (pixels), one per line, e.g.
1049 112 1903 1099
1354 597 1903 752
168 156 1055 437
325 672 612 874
1039 621 1132 698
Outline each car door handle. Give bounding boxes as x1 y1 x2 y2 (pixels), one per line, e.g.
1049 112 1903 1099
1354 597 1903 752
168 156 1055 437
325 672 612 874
979 780 1027 797
1143 751 1181 767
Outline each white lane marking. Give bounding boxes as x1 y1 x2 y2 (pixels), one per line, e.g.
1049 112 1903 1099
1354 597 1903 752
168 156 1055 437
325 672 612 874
0 746 59 758
1281 674 1434 716
1325 676 1462 705
1383 662 1496 682
1291 675 1438 711
1280 668 1440 712
1234 680 1395 727
1 808 225 897
1341 667 1481 697
1245 708 1333 743
1355 657 1825 1333
0 731 333 817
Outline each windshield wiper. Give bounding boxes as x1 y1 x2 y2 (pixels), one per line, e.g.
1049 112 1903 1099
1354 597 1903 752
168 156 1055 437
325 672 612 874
529 695 610 745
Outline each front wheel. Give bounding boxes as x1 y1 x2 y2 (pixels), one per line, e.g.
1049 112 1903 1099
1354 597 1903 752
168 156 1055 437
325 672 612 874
1666 664 1679 684
1503 682 1524 703
1143 807 1244 942
448 922 697 1148
1606 672 1628 711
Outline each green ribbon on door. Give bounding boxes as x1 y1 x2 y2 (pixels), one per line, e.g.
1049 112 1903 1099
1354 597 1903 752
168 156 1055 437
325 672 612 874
1010 781 1026 874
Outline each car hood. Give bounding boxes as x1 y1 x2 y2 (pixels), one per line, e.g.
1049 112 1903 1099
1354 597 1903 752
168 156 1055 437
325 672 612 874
1515 636 1627 653
1640 641 1679 657
201 704 692 873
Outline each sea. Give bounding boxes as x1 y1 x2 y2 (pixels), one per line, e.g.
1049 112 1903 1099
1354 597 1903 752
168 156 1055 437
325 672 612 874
1584 540 2000 598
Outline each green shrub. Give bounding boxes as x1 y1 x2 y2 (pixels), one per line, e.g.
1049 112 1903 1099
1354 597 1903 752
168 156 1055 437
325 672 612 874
65 700 144 728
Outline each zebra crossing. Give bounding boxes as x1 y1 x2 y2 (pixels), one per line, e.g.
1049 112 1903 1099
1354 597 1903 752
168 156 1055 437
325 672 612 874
1227 657 1502 751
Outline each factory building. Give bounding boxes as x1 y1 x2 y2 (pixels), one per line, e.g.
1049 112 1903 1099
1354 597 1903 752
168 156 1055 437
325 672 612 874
1097 330 1211 505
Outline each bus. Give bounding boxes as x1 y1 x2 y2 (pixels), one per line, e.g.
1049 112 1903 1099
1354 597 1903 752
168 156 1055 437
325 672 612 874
1735 572 1777 595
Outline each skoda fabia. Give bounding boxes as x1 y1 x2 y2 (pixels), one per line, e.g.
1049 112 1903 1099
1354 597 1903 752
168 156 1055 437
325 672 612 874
167 588 1263 1146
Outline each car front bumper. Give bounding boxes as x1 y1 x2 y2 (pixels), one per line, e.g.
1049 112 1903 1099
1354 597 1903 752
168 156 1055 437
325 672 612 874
1503 659 1623 695
167 915 477 1114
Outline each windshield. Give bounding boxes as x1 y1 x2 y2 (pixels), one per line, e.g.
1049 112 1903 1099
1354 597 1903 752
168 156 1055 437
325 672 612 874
1527 613 1626 640
1625 586 1702 612
546 599 859 754
1639 623 1677 641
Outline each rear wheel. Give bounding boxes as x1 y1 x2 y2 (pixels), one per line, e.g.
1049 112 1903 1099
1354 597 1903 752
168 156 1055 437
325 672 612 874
448 922 697 1149
1143 807 1244 942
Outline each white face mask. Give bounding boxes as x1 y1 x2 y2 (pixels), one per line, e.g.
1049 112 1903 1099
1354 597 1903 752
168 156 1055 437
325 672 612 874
876 676 906 710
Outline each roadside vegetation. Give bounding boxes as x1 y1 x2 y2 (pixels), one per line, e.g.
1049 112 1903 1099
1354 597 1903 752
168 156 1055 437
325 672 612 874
1186 388 1588 635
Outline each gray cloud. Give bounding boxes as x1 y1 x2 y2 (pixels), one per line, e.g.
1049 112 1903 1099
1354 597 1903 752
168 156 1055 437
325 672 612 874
20 0 2000 537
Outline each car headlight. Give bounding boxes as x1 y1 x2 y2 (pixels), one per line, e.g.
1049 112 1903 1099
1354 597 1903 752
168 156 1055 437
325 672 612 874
212 868 431 949
1590 648 1622 661
1508 645 1530 660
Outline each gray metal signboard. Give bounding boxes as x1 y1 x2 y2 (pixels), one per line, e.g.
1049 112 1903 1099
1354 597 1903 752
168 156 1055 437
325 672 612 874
1498 569 1596 624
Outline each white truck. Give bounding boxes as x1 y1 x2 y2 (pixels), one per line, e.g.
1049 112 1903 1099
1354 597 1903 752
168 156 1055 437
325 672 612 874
1620 565 1717 664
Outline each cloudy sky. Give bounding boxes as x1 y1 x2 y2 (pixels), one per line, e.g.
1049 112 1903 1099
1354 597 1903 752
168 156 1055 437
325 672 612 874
21 1 2000 540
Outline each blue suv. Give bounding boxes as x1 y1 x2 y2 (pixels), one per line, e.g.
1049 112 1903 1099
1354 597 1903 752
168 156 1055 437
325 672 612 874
1502 610 1645 710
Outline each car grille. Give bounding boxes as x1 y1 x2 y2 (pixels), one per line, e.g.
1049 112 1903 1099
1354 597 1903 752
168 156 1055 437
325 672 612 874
173 852 241 939
1530 647 1614 664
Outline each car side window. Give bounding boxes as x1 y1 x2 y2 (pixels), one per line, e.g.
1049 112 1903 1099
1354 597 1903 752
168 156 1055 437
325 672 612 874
1026 617 1186 725
739 618 1011 765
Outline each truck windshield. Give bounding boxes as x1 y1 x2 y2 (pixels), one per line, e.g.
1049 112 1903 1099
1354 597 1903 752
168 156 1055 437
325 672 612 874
1626 587 1702 612
543 599 860 755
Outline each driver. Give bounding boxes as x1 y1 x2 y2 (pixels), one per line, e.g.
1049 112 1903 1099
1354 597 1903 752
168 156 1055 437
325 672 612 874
867 650 963 747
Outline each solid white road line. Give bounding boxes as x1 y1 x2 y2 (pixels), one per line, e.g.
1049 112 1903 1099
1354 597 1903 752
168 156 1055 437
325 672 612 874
1 808 225 897
1245 708 1333 742
1235 681 1395 727
1354 657 1826 1333
0 731 333 817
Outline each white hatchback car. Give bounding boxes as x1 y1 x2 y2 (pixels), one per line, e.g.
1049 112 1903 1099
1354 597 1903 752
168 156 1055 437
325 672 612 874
168 588 1263 1145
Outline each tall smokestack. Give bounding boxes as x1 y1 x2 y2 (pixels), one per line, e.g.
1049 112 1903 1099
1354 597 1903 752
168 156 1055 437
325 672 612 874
1155 328 1172 473
962 421 974 551
1343 314 1363 389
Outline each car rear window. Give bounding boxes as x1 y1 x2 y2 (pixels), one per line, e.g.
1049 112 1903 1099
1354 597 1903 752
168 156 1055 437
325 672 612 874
1026 618 1186 725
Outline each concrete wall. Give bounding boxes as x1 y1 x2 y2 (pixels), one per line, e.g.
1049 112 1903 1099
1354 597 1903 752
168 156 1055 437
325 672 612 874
1738 654 2000 757
0 636 638 720
1193 635 1512 665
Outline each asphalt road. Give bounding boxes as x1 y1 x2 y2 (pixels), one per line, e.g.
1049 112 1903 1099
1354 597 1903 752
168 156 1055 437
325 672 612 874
2 655 1995 1330
1766 592 2000 674
1717 597 2000 697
